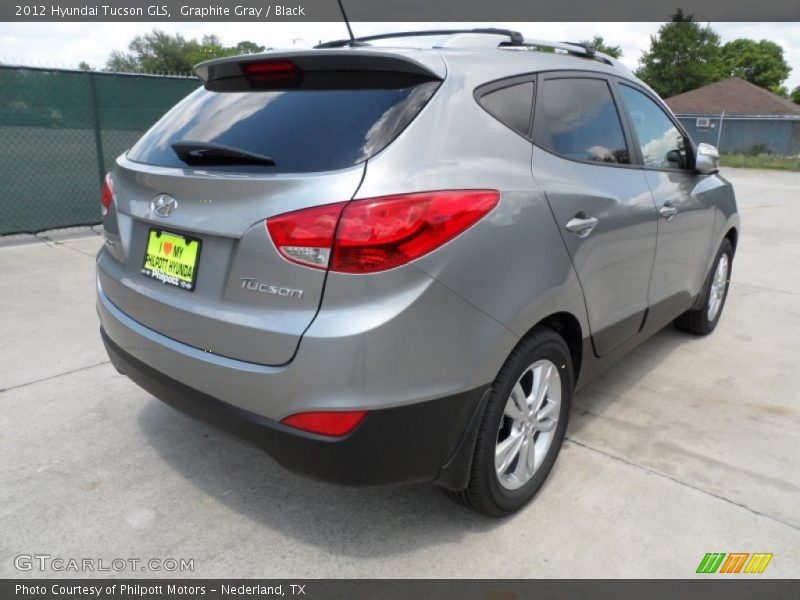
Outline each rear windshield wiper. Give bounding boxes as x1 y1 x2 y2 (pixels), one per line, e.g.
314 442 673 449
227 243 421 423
171 141 276 166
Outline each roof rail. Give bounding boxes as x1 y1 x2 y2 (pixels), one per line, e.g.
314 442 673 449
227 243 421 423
315 28 524 49
498 38 615 66
313 29 616 67
560 41 596 55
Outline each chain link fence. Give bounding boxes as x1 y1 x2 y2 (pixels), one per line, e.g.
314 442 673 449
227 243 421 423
0 66 200 235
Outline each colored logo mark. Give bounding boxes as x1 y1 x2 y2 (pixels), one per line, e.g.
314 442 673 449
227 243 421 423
696 552 773 574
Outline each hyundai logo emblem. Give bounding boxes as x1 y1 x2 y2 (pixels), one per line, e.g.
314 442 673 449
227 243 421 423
151 194 178 218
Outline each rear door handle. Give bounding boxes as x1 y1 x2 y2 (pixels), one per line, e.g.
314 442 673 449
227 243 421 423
659 204 679 220
565 216 599 238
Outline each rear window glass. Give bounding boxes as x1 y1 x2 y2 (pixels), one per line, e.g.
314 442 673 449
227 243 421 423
479 82 534 137
127 82 439 173
536 78 630 165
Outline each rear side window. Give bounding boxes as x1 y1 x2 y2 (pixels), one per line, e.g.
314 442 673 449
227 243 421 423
618 85 689 170
536 78 630 164
478 82 534 136
127 82 439 173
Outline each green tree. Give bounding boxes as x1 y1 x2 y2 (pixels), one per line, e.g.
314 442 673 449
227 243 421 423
78 61 92 71
232 41 265 55
185 35 266 65
132 30 198 73
791 86 800 104
580 36 622 58
721 39 791 93
106 29 266 75
772 85 789 98
635 9 724 98
186 34 226 66
106 50 140 73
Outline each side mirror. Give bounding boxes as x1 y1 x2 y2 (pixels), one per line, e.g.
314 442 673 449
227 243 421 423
695 143 719 174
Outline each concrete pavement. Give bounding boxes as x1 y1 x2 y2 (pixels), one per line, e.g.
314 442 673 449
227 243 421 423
1 169 798 578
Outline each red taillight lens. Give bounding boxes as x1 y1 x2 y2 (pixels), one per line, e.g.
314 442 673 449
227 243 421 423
266 202 346 269
281 410 367 437
333 190 499 273
266 191 498 273
241 60 302 84
100 172 114 217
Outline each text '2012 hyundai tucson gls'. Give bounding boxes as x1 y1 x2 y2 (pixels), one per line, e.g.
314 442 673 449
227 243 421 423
97 30 739 516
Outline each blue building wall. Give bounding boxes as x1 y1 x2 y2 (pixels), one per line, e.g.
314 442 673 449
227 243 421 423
677 115 800 156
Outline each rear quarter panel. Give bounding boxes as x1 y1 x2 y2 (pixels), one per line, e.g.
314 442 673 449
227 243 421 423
350 53 590 379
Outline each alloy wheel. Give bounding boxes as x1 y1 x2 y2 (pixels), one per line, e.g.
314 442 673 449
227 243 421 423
495 359 561 490
707 253 729 322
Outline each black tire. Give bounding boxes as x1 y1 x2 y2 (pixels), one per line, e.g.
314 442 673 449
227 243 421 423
446 327 573 517
674 238 733 336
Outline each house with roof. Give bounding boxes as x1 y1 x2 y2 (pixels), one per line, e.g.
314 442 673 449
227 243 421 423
665 77 800 156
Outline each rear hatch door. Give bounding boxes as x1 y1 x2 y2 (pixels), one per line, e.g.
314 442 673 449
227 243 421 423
98 49 443 365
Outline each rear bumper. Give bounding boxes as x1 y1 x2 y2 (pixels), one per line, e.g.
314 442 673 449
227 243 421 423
102 328 488 487
97 250 514 423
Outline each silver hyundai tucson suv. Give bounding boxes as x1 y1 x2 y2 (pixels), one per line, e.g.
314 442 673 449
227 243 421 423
96 29 739 516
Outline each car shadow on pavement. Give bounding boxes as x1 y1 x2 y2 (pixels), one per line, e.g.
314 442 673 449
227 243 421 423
136 399 505 559
135 324 700 559
567 325 700 438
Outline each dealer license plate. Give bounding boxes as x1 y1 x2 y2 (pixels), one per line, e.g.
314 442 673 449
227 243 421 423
141 229 201 291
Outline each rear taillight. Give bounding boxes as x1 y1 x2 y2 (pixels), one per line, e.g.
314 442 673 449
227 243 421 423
266 190 499 273
100 172 114 217
267 202 347 269
333 191 499 273
281 410 367 437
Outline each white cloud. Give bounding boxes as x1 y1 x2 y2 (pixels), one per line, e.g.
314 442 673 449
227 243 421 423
0 21 798 89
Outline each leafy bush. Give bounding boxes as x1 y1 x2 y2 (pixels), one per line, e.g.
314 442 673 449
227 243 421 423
746 143 770 156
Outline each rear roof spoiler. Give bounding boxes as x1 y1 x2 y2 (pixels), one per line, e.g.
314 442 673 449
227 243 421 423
195 49 446 86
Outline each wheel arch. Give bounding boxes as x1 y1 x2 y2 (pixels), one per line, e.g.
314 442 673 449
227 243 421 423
725 226 739 255
524 311 584 385
436 309 584 492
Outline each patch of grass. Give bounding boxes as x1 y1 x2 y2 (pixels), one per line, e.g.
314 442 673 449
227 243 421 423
720 153 800 171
